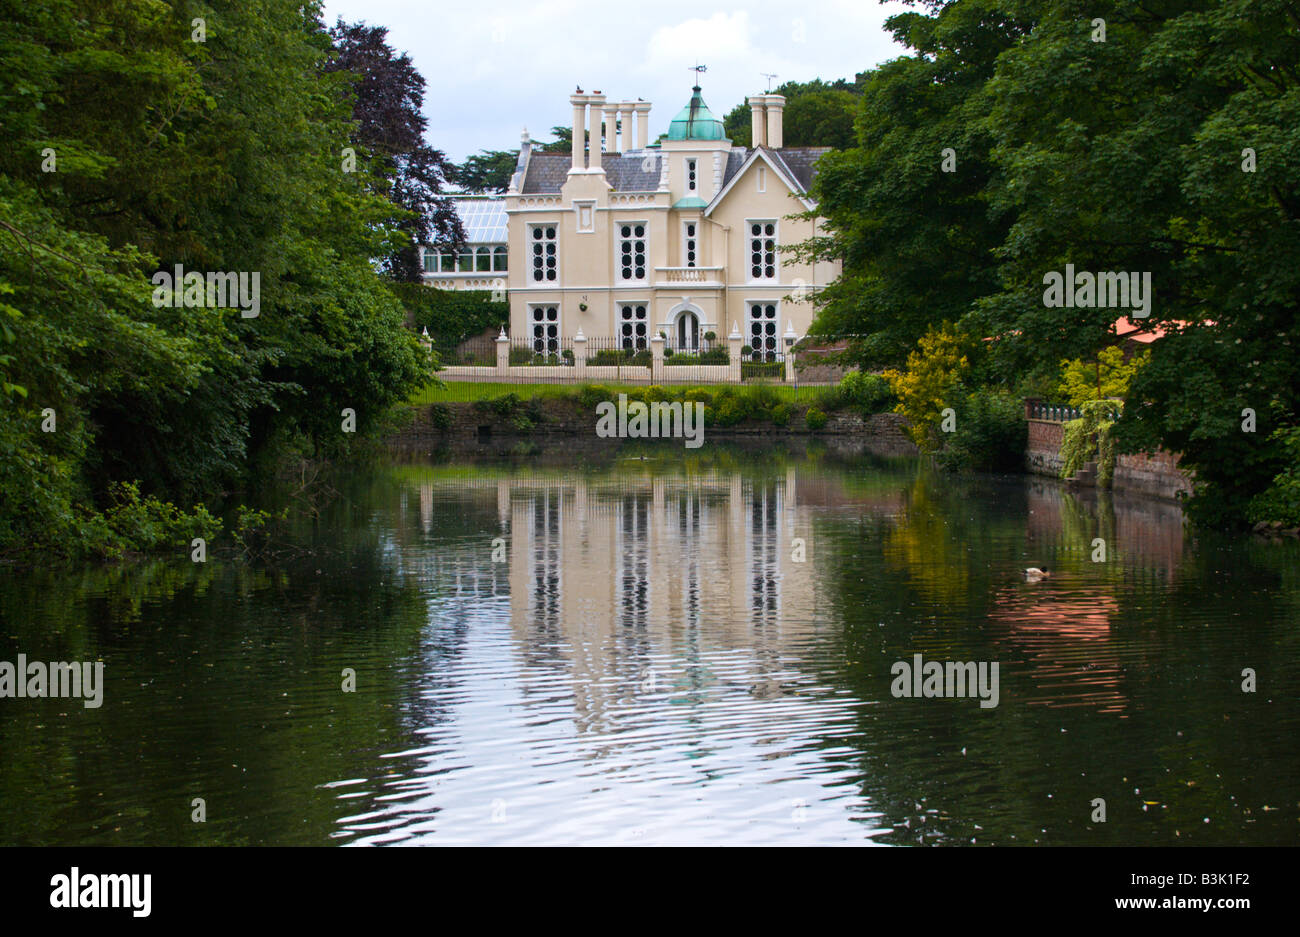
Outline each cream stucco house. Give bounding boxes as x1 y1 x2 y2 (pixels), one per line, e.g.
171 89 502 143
503 82 840 359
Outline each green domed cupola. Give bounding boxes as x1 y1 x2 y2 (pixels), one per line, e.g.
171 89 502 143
665 86 728 141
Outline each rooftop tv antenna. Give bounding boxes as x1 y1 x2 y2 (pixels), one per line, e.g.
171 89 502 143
761 73 778 92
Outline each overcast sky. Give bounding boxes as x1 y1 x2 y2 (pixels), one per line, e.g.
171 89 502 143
320 1 914 162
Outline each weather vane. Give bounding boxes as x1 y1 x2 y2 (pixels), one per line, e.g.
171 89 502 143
762 72 779 92
689 62 708 86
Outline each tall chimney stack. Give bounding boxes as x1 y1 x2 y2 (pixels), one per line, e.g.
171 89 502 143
748 95 767 147
588 93 605 169
603 105 619 155
570 92 586 168
634 101 651 151
765 94 785 149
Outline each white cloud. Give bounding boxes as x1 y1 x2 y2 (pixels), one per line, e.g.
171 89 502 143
645 12 756 71
324 0 913 160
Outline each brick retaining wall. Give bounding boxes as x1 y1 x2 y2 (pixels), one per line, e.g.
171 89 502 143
1025 414 1192 502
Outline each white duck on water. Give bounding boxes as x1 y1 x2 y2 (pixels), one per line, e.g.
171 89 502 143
1023 567 1051 582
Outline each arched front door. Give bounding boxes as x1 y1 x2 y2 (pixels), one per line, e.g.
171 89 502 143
676 310 700 351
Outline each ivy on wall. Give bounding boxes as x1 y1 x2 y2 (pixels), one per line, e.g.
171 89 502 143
1060 400 1122 487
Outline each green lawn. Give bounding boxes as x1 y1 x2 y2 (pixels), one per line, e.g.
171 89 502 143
410 380 814 405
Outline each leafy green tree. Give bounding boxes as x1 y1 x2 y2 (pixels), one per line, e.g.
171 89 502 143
326 20 463 281
723 79 860 149
975 0 1300 526
0 0 437 558
537 125 580 154
793 1 1030 366
882 323 971 450
798 0 1300 526
1057 347 1148 408
451 149 518 193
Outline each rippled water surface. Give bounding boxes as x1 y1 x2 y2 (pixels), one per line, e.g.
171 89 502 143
2 443 1298 845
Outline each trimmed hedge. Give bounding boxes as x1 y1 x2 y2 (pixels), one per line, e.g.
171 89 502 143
666 348 729 365
590 349 652 367
392 283 508 347
814 371 895 414
741 362 784 380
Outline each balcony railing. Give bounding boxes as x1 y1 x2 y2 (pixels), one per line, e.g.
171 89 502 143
656 266 724 283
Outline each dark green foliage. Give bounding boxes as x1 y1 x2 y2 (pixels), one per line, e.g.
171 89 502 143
704 385 784 426
936 389 1027 473
0 0 439 559
800 0 1300 527
489 393 521 418
73 482 223 562
451 149 518 193
465 392 542 431
796 1 1026 366
723 78 862 149
428 404 453 430
665 347 728 365
536 126 579 153
1247 428 1300 527
589 349 651 367
815 371 895 414
396 285 508 346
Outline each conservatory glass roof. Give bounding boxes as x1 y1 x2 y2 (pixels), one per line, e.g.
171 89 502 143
454 197 508 243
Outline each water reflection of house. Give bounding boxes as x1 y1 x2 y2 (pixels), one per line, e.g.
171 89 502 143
500 469 815 636
405 467 838 733
988 590 1130 715
395 480 512 598
503 469 827 733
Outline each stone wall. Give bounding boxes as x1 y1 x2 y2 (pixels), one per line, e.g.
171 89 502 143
793 360 852 383
389 399 918 454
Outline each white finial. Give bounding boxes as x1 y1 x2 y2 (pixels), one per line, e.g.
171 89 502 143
729 321 742 340
575 327 585 340
498 326 507 340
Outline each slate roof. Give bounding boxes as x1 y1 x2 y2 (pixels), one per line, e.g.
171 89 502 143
767 147 832 193
517 146 831 197
521 153 660 194
520 153 571 194
720 149 747 189
604 155 662 191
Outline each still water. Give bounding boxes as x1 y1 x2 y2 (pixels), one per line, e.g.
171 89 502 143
2 441 1298 845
